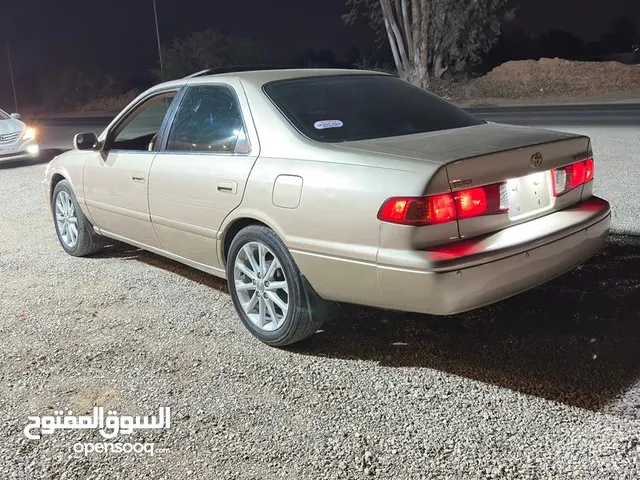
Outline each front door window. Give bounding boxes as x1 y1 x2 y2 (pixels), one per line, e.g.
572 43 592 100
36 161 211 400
110 93 177 151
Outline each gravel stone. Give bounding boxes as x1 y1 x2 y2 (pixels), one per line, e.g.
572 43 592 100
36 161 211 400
0 124 639 480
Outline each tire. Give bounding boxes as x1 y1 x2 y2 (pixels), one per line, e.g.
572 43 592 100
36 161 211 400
226 225 327 346
51 179 105 257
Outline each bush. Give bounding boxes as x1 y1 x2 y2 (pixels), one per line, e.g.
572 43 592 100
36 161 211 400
77 90 140 113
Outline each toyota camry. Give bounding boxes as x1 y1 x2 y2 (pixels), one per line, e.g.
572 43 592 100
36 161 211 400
42 68 611 346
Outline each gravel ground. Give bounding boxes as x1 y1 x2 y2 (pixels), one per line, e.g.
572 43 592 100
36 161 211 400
0 135 639 479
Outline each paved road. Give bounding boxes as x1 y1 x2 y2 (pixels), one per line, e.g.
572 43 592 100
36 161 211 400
32 103 640 150
33 116 112 151
467 103 640 126
30 103 640 234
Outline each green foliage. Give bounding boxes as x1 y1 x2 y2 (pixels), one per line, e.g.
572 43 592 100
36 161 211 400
151 30 263 82
352 54 396 73
430 0 506 76
343 0 385 44
344 0 507 83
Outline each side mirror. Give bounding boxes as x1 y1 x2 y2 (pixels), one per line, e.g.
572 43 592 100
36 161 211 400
74 132 98 150
10 113 21 120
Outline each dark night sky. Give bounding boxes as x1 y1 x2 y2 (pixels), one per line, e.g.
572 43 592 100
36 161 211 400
1 0 639 108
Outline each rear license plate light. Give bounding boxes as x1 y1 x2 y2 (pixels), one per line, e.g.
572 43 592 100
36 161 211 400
505 171 553 220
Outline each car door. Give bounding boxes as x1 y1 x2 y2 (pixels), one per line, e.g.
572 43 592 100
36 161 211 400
83 90 178 247
148 80 259 272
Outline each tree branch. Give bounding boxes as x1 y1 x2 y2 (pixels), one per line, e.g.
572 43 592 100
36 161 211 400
401 0 413 59
419 0 430 86
380 0 411 74
380 1 405 76
411 0 421 60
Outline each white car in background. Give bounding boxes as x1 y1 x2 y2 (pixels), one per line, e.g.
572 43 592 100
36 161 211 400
0 109 39 163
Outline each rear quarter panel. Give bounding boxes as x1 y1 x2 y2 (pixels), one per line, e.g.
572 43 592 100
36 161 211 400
221 151 443 305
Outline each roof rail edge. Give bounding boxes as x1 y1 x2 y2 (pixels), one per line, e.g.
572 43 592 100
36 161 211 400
183 64 304 79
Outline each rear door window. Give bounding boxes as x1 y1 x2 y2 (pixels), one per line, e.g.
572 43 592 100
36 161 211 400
166 85 249 154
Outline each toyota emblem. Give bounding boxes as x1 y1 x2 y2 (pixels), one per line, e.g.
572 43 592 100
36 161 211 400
530 152 543 168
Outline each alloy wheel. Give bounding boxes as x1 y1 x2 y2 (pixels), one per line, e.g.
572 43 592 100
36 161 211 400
233 241 290 332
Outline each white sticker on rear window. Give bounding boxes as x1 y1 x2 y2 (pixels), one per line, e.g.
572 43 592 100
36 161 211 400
314 120 344 130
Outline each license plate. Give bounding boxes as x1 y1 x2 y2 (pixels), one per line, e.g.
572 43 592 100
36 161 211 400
506 171 552 220
0 145 18 154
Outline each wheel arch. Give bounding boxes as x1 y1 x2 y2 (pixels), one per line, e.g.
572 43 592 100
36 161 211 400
47 172 70 213
219 214 333 302
50 173 68 199
220 217 271 268
49 169 97 230
221 215 338 344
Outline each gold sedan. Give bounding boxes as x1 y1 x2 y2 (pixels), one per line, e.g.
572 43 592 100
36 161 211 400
42 68 611 346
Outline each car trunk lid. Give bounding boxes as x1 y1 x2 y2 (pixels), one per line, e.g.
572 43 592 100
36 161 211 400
333 123 588 166
334 122 592 239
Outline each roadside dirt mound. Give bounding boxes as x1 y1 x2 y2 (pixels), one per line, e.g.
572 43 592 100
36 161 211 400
466 57 640 100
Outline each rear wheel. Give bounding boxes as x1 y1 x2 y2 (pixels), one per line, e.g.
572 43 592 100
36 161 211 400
52 180 105 257
226 225 327 346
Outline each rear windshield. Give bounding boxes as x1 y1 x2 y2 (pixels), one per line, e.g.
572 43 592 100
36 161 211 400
263 74 483 143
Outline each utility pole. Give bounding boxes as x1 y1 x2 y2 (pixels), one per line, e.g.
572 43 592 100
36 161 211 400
152 0 163 71
6 42 18 112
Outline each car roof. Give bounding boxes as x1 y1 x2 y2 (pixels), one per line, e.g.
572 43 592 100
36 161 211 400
201 67 387 80
154 68 392 91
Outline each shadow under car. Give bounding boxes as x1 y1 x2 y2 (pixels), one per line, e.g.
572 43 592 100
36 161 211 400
88 234 640 417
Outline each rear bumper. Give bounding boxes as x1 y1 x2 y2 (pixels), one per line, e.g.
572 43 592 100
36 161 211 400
377 197 611 315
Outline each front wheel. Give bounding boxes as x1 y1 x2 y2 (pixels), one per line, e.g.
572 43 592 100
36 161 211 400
52 179 105 257
226 225 326 346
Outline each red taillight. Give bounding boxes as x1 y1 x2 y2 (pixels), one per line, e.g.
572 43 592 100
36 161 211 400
455 187 487 218
378 182 507 226
378 198 411 223
585 158 594 183
552 157 594 197
427 193 456 224
568 161 586 188
454 184 508 219
377 195 455 226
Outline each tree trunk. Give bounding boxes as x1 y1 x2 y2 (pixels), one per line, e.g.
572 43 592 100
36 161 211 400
380 0 405 78
378 0 430 87
416 0 430 88
400 0 413 59
404 63 429 88
432 49 447 79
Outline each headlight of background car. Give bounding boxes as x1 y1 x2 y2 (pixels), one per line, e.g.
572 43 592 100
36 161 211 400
22 127 37 141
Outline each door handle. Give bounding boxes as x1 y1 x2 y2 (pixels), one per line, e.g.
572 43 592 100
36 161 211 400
217 180 237 194
132 173 145 183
